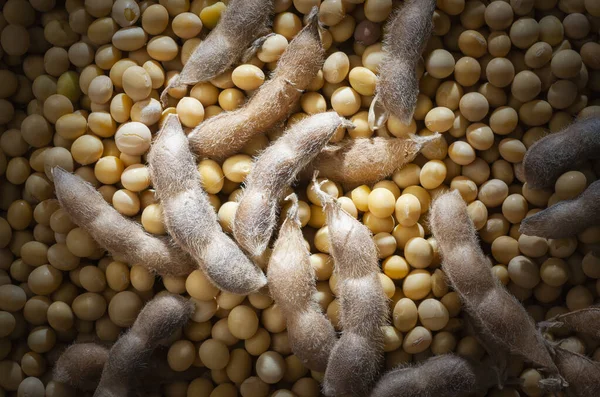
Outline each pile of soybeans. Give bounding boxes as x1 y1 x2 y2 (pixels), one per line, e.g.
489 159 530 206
0 0 599 396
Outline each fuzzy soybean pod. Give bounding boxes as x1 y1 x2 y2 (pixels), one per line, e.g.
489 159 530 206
234 112 352 257
188 7 325 161
54 343 110 392
53 168 196 277
54 343 205 393
552 347 600 397
370 355 499 397
369 0 436 128
523 117 600 189
94 294 194 397
303 135 439 189
160 0 273 105
539 307 600 340
429 191 565 391
313 182 389 397
148 115 266 294
520 180 600 239
267 194 337 371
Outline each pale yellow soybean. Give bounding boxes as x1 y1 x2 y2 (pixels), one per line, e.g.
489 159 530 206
300 92 327 115
141 203 166 235
232 64 266 91
330 86 361 116
420 160 447 190
114 122 152 156
223 154 253 183
198 159 225 195
394 194 421 227
110 93 133 124
447 141 476 166
122 66 152 101
176 97 205 128
424 107 454 133
323 51 350 84
367 188 396 218
348 66 377 96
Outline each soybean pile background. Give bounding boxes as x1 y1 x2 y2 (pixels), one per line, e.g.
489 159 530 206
0 0 599 396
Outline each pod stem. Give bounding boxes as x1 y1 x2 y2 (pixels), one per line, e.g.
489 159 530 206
284 193 301 227
310 174 338 209
411 131 442 149
368 93 389 131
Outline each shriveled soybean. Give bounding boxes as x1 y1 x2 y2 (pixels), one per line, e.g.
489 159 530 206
520 180 600 239
160 0 273 104
148 115 266 294
552 347 600 397
267 194 337 372
429 191 564 390
53 168 196 277
314 182 388 397
303 135 440 189
370 0 436 128
370 354 499 397
94 294 194 397
234 112 352 257
539 307 600 340
188 7 325 161
523 117 600 189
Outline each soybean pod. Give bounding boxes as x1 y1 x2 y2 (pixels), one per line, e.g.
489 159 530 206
53 168 196 277
148 114 267 294
267 194 337 372
523 117 600 189
539 307 600 340
520 180 600 239
370 355 499 397
429 190 565 391
160 0 274 105
54 342 204 394
552 347 600 397
369 0 436 128
302 135 440 189
234 111 352 257
188 7 325 161
313 181 388 397
93 294 194 397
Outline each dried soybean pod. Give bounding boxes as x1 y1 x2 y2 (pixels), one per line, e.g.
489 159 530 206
520 180 600 239
429 191 565 391
552 347 600 397
234 112 352 257
369 0 436 128
523 117 600 189
54 343 204 393
462 311 510 381
188 7 325 161
370 355 499 397
148 115 266 294
267 194 337 371
53 168 196 277
53 343 109 392
94 294 194 397
303 135 440 189
313 182 388 397
539 307 600 340
160 0 273 105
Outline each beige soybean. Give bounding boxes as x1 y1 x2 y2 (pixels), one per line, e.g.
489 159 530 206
122 66 152 101
115 122 152 156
